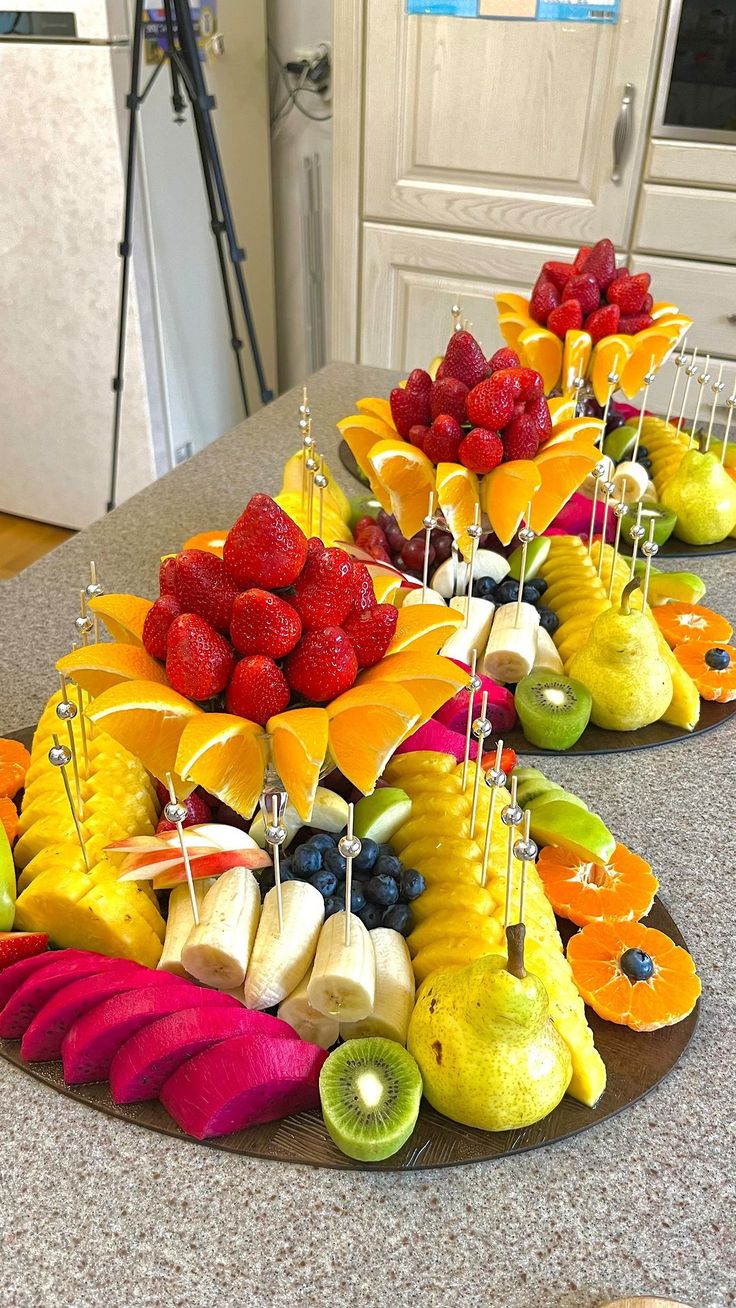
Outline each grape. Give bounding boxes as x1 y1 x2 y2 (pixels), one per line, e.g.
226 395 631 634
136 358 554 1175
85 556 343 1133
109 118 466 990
385 522 405 551
377 510 393 531
400 538 426 573
431 532 453 564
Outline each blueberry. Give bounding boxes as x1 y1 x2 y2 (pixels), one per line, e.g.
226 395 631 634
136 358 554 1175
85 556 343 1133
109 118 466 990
323 894 345 919
604 413 627 434
309 832 338 853
310 869 338 898
374 853 402 879
636 444 649 459
526 576 547 596
348 884 366 913
382 903 413 935
293 844 322 876
358 903 383 930
353 837 379 872
399 869 426 901
705 646 731 670
619 947 654 982
637 456 652 471
474 576 498 600
522 583 540 605
365 873 400 906
278 856 296 881
537 607 559 636
323 846 348 876
378 843 395 858
498 578 520 604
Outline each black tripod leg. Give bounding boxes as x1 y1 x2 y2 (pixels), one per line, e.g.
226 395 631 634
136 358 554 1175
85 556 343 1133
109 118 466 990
164 1 186 121
109 0 146 513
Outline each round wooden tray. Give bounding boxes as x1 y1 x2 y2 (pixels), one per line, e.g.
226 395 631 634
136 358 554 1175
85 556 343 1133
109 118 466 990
509 697 736 757
0 899 698 1171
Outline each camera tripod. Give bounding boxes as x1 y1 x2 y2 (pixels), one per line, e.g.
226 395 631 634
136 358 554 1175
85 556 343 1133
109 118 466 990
109 0 273 511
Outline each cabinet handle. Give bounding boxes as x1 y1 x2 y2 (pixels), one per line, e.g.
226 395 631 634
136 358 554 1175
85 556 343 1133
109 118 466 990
611 83 634 184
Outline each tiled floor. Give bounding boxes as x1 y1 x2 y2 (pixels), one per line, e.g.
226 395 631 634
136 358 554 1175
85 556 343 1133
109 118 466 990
0 512 74 580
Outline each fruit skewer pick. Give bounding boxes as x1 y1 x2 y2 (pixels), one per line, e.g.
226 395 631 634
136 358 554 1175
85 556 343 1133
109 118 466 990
263 791 288 935
665 338 689 425
596 481 616 579
515 508 535 625
305 452 319 537
480 739 506 889
501 776 523 930
630 357 657 463
164 772 199 926
704 362 725 452
572 373 586 410
299 387 313 508
49 734 89 872
720 381 736 468
507 811 537 978
451 303 463 333
469 691 492 840
688 354 711 448
464 505 482 628
607 480 629 602
586 463 608 557
461 649 481 792
75 591 93 649
85 561 104 644
56 672 83 819
640 520 659 610
512 810 537 935
601 371 620 432
338 803 361 948
75 676 90 774
421 492 437 603
675 347 699 436
314 455 329 541
628 501 646 579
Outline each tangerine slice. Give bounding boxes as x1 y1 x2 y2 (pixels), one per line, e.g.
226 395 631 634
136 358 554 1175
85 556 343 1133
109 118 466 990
652 601 733 648
527 449 599 534
86 680 202 793
561 329 592 394
497 313 532 352
566 920 701 1032
371 570 403 604
181 530 226 556
88 594 152 646
267 707 329 821
357 651 467 723
368 439 437 539
0 796 19 845
619 330 679 399
548 395 577 426
434 462 480 561
494 291 531 318
482 460 542 546
674 640 736 702
517 325 563 394
537 842 658 927
590 336 634 406
175 713 269 820
355 397 396 429
57 643 168 698
327 683 421 794
0 738 30 800
540 415 604 450
385 604 462 656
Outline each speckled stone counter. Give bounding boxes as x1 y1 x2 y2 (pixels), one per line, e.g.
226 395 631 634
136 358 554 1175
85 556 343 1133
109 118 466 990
1 364 733 1308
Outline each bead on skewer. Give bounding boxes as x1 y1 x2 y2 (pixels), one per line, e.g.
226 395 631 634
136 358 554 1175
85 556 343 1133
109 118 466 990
628 501 645 579
49 735 89 872
640 519 659 610
675 347 699 436
85 561 103 643
601 372 619 432
607 480 629 602
421 492 437 603
75 591 93 647
480 739 506 889
263 791 288 935
56 672 83 819
451 303 463 333
338 805 361 947
469 691 492 841
630 357 657 463
501 776 523 929
464 505 482 628
314 455 328 541
704 363 725 453
461 649 481 793
164 772 199 926
587 462 608 558
665 338 689 425
596 481 616 579
512 810 536 935
515 508 535 628
508 810 537 978
305 453 319 537
572 374 586 413
721 383 736 468
688 353 711 449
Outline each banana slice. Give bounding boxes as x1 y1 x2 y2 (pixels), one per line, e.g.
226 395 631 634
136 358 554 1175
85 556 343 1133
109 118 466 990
278 967 340 1049
243 880 324 1010
401 587 447 608
308 912 376 1021
441 596 495 665
483 601 540 683
340 927 415 1046
612 460 649 503
181 867 261 990
157 879 214 977
533 626 564 674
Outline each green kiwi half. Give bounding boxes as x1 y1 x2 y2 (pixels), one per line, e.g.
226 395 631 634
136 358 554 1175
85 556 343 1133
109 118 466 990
514 671 592 751
319 1036 422 1162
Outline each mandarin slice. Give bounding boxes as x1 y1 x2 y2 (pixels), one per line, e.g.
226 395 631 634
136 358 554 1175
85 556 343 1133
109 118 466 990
356 397 396 429
86 680 202 794
337 415 394 511
176 712 270 819
590 336 634 406
537 842 658 927
358 651 466 725
0 797 19 845
674 640 736 702
652 602 733 648
88 594 152 646
0 738 30 800
384 605 463 657
527 450 599 534
181 530 226 556
561 329 592 394
619 330 679 399
566 919 701 1032
494 291 531 318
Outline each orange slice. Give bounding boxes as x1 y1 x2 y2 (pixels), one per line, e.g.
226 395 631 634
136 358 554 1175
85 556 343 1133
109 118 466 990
619 330 679 399
674 640 736 702
561 329 592 394
367 439 437 539
517 325 563 394
651 301 679 321
495 291 531 317
370 570 403 604
548 395 577 427
590 336 634 406
337 415 395 512
652 601 733 648
0 738 30 801
527 449 599 534
86 680 202 794
267 707 329 821
357 652 467 725
654 313 693 339
386 603 463 656
482 460 542 545
175 713 268 819
57 643 168 698
88 594 152 646
537 842 658 927
327 683 420 794
566 920 701 1032
498 312 533 352
0 796 19 846
434 462 480 561
542 416 605 449
181 530 226 557
356 397 396 429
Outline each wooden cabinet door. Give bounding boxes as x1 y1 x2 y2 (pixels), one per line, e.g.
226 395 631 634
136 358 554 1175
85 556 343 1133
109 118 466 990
362 0 664 247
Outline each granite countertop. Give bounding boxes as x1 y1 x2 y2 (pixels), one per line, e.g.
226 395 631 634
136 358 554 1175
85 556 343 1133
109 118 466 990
1 363 733 1308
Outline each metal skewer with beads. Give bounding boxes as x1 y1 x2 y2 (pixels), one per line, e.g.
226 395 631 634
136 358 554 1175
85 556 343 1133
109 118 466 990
421 492 437 603
688 354 711 448
607 480 629 601
704 364 725 453
675 347 699 436
299 387 313 510
338 804 361 947
501 776 523 929
596 481 617 579
75 591 93 648
164 772 199 926
469 691 492 840
640 519 659 610
601 372 620 431
720 381 736 467
314 455 328 540
630 358 657 463
85 561 104 644
56 672 83 819
465 505 482 627
49 735 89 871
480 740 506 889
461 650 481 792
628 501 645 579
665 338 689 425
263 790 289 935
587 462 608 558
508 811 537 978
515 509 535 627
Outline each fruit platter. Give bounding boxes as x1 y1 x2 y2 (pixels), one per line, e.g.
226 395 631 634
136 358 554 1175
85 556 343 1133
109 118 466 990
0 470 703 1170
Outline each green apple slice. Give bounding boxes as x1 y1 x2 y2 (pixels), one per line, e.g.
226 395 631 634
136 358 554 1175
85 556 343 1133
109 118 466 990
529 800 615 867
507 536 551 581
354 788 412 843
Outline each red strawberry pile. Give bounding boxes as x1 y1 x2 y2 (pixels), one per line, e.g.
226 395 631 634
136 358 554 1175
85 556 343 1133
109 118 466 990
142 495 396 725
529 237 655 343
389 333 553 470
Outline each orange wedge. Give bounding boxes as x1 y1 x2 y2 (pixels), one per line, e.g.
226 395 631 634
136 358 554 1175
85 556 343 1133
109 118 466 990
542 416 605 450
327 683 420 793
619 330 679 399
175 713 268 820
370 570 403 604
517 325 563 394
527 449 599 534
495 292 531 317
357 652 467 725
651 302 679 321
434 462 480 561
86 680 202 794
590 336 634 406
482 460 542 545
267 707 329 821
181 530 226 557
56 643 168 697
386 603 463 656
498 312 533 352
337 415 395 512
368 439 437 539
548 395 577 426
655 313 693 339
88 594 152 646
561 329 592 394
356 397 396 429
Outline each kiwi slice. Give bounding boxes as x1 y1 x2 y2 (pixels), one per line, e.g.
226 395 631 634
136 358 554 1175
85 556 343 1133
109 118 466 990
620 501 676 548
515 775 561 807
514 671 592 751
319 1036 422 1161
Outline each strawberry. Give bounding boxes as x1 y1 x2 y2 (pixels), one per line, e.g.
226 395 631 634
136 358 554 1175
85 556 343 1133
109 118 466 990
611 265 629 282
581 238 617 291
547 300 583 338
430 377 468 424
488 347 520 373
405 368 433 402
408 423 430 450
166 614 236 701
353 518 376 534
641 292 653 314
573 246 592 274
439 330 488 389
156 791 212 833
0 933 48 970
230 589 302 658
542 261 575 291
159 555 178 596
350 560 378 613
142 594 182 661
389 385 430 437
355 523 392 564
606 272 650 315
342 604 397 668
292 546 355 630
224 494 307 589
481 746 517 776
424 415 463 464
619 312 654 335
284 627 358 702
225 655 290 725
503 415 540 461
467 373 517 430
529 276 560 326
515 368 543 401
562 274 599 316
174 549 239 632
525 392 553 439
458 427 504 474
585 303 621 343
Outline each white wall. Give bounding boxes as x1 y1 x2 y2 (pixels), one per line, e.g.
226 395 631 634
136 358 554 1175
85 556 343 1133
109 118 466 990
267 0 333 392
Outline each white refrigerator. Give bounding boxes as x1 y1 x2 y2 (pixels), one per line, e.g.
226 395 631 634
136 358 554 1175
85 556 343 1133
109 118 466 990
0 0 277 528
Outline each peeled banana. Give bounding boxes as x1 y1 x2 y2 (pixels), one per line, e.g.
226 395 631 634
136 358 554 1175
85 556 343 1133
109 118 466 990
483 602 539 682
533 626 564 674
308 912 376 1021
243 880 324 1010
340 927 415 1046
277 967 340 1049
158 879 214 977
181 867 261 990
441 596 495 664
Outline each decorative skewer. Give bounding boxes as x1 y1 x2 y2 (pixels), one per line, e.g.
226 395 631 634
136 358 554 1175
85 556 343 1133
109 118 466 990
299 386 313 510
464 505 482 627
164 772 199 926
461 650 481 792
628 501 645 579
721 384 736 468
572 374 586 412
264 791 288 935
451 303 463 333
85 561 104 644
451 540 460 601
338 804 361 947
508 810 536 979
515 509 535 627
596 480 616 579
704 363 725 453
75 679 89 776
480 740 506 889
607 480 629 602
49 735 89 871
314 455 328 541
688 354 711 448
512 810 536 931
469 691 492 840
640 519 659 610
675 347 699 436
501 776 523 929
421 492 437 603
56 672 83 819
305 452 319 537
630 358 657 463
587 463 608 557
75 591 93 648
601 372 620 432
665 338 689 425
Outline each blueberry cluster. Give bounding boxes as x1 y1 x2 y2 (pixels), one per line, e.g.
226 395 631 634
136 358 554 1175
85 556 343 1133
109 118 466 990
473 574 558 635
258 830 425 936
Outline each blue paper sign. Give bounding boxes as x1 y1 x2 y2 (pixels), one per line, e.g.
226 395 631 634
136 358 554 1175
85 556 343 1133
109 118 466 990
407 0 618 19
